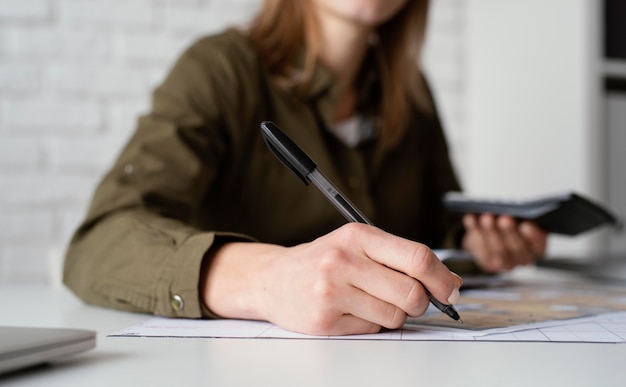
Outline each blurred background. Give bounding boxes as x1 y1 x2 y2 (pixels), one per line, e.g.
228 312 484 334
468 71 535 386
0 0 624 286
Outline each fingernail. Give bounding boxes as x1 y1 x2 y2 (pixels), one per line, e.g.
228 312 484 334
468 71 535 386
451 272 463 287
447 288 460 304
462 214 473 227
520 222 534 236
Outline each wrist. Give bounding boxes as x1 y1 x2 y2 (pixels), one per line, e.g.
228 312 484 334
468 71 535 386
200 241 281 321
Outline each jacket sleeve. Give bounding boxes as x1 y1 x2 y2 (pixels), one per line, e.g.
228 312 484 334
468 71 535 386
63 38 254 318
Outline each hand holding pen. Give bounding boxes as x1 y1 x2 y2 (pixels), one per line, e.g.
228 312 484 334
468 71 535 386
260 121 463 324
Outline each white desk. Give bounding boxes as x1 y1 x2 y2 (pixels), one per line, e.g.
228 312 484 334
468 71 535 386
1 270 626 387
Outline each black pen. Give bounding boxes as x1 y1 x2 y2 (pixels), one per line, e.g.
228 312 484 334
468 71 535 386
260 121 462 323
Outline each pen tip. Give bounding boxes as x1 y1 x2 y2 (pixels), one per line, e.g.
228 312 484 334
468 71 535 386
458 319 463 324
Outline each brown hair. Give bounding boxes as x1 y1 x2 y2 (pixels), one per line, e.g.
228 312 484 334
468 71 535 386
247 0 432 149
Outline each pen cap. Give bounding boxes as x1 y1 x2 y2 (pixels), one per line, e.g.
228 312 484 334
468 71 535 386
260 121 317 185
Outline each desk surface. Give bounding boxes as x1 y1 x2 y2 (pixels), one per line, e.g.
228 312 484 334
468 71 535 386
1 269 626 387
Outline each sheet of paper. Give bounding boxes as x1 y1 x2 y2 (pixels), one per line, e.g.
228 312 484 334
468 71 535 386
109 312 626 343
109 283 626 343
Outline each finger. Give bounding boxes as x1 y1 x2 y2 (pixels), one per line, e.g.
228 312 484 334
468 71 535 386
324 314 383 336
479 213 512 270
299 301 384 336
496 216 533 266
337 224 460 305
338 284 412 329
463 213 478 230
520 221 548 257
348 260 431 317
462 214 495 272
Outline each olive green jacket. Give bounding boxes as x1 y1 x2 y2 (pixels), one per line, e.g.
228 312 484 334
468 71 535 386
63 29 462 319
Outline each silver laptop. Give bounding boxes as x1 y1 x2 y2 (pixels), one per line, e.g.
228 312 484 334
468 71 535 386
0 326 96 375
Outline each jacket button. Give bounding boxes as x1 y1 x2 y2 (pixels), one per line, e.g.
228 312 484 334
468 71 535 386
171 294 184 311
123 163 134 174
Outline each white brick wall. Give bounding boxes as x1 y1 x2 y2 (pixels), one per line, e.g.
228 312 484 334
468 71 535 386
423 0 467 172
0 0 467 285
0 0 50 20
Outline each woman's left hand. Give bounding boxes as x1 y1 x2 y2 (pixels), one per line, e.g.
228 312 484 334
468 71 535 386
461 213 548 273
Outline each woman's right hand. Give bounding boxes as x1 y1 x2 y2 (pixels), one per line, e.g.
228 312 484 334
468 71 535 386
201 223 462 336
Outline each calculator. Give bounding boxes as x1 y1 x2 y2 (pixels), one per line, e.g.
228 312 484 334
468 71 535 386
443 191 622 236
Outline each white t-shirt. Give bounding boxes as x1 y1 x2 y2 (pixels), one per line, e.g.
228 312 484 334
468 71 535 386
327 115 375 148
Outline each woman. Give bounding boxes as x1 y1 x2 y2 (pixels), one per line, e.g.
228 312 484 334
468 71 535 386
64 0 547 336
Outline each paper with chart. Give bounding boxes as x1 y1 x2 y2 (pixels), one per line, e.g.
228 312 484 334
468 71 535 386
110 283 626 343
413 282 626 330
